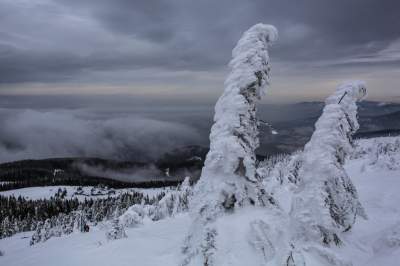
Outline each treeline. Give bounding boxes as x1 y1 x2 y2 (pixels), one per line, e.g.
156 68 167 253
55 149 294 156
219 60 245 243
0 157 186 191
0 177 182 191
0 190 165 239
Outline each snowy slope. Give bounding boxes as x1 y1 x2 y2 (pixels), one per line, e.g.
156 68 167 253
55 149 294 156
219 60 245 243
0 215 190 266
0 136 399 266
341 136 400 266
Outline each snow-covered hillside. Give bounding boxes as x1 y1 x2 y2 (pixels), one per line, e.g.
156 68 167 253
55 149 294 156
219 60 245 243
0 136 399 266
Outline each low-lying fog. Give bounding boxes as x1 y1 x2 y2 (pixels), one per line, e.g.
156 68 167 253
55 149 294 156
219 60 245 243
1 95 399 163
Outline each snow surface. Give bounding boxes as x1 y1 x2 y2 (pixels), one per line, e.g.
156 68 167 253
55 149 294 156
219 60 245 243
0 215 190 266
1 136 399 266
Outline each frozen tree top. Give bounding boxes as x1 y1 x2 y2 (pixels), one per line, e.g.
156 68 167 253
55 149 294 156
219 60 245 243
205 24 278 182
225 23 278 99
305 81 367 157
325 80 367 131
326 80 367 105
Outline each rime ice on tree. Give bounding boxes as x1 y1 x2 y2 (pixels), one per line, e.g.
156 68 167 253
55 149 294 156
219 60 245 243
182 23 278 266
288 81 367 263
106 217 127 241
193 23 278 215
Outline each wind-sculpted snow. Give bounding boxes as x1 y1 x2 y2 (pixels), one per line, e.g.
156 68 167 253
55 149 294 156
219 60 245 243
194 23 278 207
182 23 278 266
285 81 367 265
250 82 369 265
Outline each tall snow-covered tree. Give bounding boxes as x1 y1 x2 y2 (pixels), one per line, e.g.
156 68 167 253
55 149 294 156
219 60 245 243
288 81 367 264
182 23 278 266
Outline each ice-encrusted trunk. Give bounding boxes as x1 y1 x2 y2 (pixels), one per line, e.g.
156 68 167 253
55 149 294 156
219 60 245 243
288 81 367 265
182 23 278 266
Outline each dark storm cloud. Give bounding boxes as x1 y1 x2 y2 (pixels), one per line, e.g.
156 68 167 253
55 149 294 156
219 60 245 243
0 0 399 84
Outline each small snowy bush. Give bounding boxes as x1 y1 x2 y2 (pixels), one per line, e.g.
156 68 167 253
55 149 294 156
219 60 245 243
30 222 43 246
120 211 143 228
106 218 127 241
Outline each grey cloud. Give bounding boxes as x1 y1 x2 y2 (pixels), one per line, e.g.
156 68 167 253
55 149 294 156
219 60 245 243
0 108 203 163
0 0 399 85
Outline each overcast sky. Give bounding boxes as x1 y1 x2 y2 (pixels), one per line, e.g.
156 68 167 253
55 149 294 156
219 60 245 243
1 0 399 103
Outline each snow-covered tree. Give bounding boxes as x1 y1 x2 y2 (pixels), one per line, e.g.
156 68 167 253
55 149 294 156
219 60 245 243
61 214 74 235
288 81 368 265
173 177 192 214
106 216 127 241
30 221 43 246
150 177 192 221
120 211 143 228
118 177 193 226
182 23 278 266
42 219 53 242
1 216 13 238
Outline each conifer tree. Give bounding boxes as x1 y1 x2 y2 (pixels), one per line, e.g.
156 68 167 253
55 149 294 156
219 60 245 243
106 215 127 241
30 221 43 246
287 81 368 265
182 23 278 266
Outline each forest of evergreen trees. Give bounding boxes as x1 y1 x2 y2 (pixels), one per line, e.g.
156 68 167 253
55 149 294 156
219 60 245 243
0 189 165 240
0 178 181 191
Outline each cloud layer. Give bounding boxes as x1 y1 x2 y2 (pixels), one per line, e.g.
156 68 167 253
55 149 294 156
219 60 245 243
0 108 203 163
0 0 399 100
